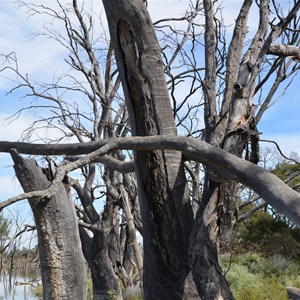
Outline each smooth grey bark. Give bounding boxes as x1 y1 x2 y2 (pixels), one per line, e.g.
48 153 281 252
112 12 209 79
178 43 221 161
267 43 300 59
102 0 197 299
2 135 300 227
11 151 87 300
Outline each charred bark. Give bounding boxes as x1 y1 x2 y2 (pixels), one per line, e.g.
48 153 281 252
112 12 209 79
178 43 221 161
189 0 279 298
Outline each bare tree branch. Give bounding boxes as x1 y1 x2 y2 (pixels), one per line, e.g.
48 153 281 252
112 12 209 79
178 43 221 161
1 135 299 225
260 139 300 164
268 43 300 59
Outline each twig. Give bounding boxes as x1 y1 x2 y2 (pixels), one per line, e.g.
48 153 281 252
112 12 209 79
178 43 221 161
260 139 300 164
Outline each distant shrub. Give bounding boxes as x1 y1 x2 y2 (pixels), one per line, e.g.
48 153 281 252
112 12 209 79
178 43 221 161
31 285 43 298
87 279 93 300
222 253 300 300
237 252 262 268
233 210 300 260
225 264 257 294
248 255 300 279
286 276 300 288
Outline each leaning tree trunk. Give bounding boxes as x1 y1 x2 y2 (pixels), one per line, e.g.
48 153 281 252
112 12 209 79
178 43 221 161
11 151 87 300
102 0 197 299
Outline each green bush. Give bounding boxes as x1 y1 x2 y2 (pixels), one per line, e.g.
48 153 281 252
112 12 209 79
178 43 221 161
237 252 262 268
225 264 257 294
222 253 300 300
234 276 288 300
248 255 299 278
87 279 93 300
233 210 300 260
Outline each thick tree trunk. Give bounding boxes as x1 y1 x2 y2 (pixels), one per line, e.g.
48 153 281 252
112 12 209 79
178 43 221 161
79 191 123 300
80 228 123 300
73 165 123 299
102 1 197 299
190 1 265 298
11 151 87 300
189 180 235 300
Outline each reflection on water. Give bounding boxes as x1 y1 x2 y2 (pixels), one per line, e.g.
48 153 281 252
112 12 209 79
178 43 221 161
0 270 41 300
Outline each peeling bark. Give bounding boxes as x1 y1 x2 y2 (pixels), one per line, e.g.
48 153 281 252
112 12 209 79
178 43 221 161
190 1 270 298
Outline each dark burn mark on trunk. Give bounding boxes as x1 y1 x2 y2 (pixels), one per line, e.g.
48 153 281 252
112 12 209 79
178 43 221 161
117 19 159 137
117 19 182 270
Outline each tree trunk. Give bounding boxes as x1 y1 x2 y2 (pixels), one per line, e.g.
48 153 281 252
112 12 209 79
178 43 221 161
120 185 143 281
72 164 123 299
102 1 197 298
80 229 123 300
79 198 123 300
11 151 87 300
190 1 265 298
189 180 235 300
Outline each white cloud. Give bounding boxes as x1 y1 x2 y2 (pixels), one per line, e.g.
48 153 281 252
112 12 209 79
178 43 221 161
0 174 22 199
0 113 33 141
0 112 72 144
260 133 300 156
0 2 70 89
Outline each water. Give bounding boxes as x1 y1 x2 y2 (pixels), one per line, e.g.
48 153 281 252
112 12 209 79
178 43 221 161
0 271 41 300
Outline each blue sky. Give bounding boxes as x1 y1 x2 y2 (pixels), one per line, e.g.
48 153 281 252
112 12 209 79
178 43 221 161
0 0 299 221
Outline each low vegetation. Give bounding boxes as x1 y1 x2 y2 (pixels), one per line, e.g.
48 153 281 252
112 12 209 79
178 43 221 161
221 208 300 300
222 253 300 300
